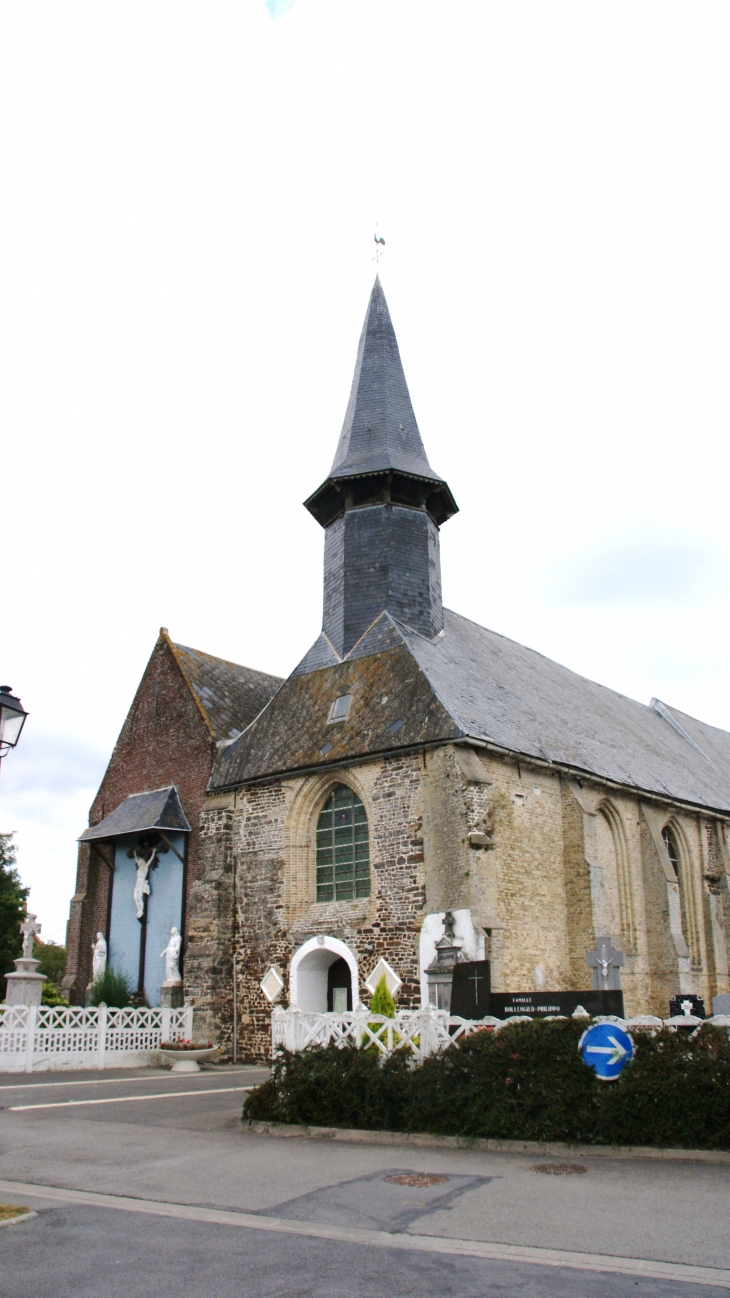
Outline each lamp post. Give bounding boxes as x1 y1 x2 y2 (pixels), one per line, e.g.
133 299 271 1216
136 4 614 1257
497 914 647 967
0 686 28 763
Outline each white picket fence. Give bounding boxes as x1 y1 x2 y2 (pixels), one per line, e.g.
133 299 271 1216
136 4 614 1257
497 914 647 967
0 1003 194 1073
272 1006 730 1061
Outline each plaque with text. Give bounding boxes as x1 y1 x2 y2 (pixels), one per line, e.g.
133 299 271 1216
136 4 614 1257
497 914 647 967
488 990 625 1019
449 961 491 1018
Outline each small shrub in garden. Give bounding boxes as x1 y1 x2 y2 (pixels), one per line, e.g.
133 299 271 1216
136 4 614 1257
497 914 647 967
88 967 133 1009
41 980 69 1007
369 975 395 1018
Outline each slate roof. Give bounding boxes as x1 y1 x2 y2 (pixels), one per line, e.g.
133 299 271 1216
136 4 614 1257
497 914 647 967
211 608 730 815
168 636 283 743
79 786 191 842
397 610 730 813
304 279 458 528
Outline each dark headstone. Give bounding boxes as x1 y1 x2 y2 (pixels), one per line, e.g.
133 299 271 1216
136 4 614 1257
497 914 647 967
669 994 706 1020
449 961 491 1019
488 990 625 1020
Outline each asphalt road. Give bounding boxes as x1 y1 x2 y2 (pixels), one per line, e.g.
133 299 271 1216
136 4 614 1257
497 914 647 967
0 1065 729 1298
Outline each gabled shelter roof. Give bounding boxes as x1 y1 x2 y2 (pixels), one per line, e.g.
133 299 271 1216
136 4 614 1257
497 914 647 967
79 786 191 842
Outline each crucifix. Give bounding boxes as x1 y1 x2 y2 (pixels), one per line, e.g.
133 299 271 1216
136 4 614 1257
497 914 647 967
586 936 625 991
20 912 41 960
127 834 168 997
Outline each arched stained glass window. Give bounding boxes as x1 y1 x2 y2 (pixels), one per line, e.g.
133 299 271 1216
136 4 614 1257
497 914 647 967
316 785 370 903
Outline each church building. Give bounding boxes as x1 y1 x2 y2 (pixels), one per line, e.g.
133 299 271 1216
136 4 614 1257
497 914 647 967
65 278 730 1058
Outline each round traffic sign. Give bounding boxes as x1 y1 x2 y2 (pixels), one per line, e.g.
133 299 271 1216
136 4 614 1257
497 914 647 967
579 1022 634 1081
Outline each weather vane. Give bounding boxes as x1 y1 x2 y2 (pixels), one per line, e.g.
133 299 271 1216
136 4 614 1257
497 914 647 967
372 226 385 268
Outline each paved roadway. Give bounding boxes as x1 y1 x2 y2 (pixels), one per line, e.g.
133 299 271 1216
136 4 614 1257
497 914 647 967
0 1065 729 1297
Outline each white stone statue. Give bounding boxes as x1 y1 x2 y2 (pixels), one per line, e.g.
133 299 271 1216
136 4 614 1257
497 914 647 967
91 932 107 980
20 912 41 959
161 927 182 983
132 846 157 919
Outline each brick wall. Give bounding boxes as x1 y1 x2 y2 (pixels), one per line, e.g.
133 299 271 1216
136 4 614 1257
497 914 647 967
63 635 214 1002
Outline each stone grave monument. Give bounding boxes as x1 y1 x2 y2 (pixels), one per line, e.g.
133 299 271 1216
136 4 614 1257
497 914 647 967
424 911 464 1010
4 912 46 1007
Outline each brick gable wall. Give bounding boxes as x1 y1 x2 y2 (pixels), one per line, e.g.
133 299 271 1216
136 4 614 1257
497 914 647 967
63 636 214 1002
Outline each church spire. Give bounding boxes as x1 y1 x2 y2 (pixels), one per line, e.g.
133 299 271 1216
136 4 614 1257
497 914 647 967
305 279 458 658
304 278 458 528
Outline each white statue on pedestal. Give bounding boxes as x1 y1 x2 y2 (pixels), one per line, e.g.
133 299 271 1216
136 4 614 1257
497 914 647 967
20 912 41 959
91 932 107 981
161 927 182 983
132 846 157 919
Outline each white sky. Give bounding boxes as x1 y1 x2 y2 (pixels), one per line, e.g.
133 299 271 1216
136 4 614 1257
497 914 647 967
2 1 729 942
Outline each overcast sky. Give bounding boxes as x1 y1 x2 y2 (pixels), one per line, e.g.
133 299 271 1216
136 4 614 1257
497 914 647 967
2 1 729 941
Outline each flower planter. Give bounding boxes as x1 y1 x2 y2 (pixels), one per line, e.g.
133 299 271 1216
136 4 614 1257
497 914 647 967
159 1046 218 1073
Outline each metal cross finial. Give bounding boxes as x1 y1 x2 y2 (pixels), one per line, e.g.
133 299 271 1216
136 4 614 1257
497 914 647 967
372 226 385 267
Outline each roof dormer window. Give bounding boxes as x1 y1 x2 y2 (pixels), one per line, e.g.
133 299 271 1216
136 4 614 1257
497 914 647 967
327 694 352 724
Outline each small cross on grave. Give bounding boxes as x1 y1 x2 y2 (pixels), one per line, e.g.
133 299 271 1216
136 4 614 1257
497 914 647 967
586 936 625 991
468 966 486 1009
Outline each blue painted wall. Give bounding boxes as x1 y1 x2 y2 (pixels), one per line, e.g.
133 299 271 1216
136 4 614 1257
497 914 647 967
107 833 185 1006
144 834 185 1007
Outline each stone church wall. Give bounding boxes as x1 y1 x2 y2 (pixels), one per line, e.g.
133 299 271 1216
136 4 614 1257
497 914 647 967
187 741 730 1060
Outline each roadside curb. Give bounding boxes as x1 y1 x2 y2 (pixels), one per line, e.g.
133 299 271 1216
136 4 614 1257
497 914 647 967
0 1211 37 1228
243 1120 730 1165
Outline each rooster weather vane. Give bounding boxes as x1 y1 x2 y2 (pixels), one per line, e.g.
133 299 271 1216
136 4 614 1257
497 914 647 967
373 230 385 267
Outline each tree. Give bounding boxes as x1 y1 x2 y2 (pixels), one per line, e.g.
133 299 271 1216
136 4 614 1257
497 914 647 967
0 832 29 997
33 938 66 989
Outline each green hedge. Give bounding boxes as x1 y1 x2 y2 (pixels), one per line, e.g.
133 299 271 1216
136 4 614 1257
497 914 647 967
243 1018 730 1149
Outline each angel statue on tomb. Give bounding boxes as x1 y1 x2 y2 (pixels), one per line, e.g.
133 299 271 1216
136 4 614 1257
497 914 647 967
132 844 158 920
161 927 182 983
91 932 107 981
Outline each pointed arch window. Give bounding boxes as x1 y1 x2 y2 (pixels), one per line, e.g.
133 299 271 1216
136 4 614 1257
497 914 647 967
316 785 370 903
663 827 680 877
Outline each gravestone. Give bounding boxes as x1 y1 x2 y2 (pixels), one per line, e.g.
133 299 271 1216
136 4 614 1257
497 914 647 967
669 994 706 1020
713 994 730 1017
449 961 491 1019
489 989 625 1019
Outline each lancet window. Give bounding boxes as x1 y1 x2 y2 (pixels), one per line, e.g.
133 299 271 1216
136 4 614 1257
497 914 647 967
315 785 370 903
663 827 680 877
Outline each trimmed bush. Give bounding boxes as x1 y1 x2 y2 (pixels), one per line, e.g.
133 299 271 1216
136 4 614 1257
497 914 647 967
88 967 133 1009
243 1018 730 1149
369 975 395 1018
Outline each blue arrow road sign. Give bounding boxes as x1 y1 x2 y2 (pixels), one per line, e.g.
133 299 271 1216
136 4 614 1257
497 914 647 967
579 1022 634 1081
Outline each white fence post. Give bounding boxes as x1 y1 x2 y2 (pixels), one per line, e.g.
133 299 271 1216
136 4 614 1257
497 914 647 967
97 1003 108 1070
24 1004 36 1074
184 1002 194 1039
160 1006 171 1047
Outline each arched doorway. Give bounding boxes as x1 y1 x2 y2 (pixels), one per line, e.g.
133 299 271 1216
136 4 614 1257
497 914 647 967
327 958 352 1012
289 936 359 1011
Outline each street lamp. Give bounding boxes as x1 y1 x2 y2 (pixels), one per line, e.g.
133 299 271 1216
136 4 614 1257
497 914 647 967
0 686 28 757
